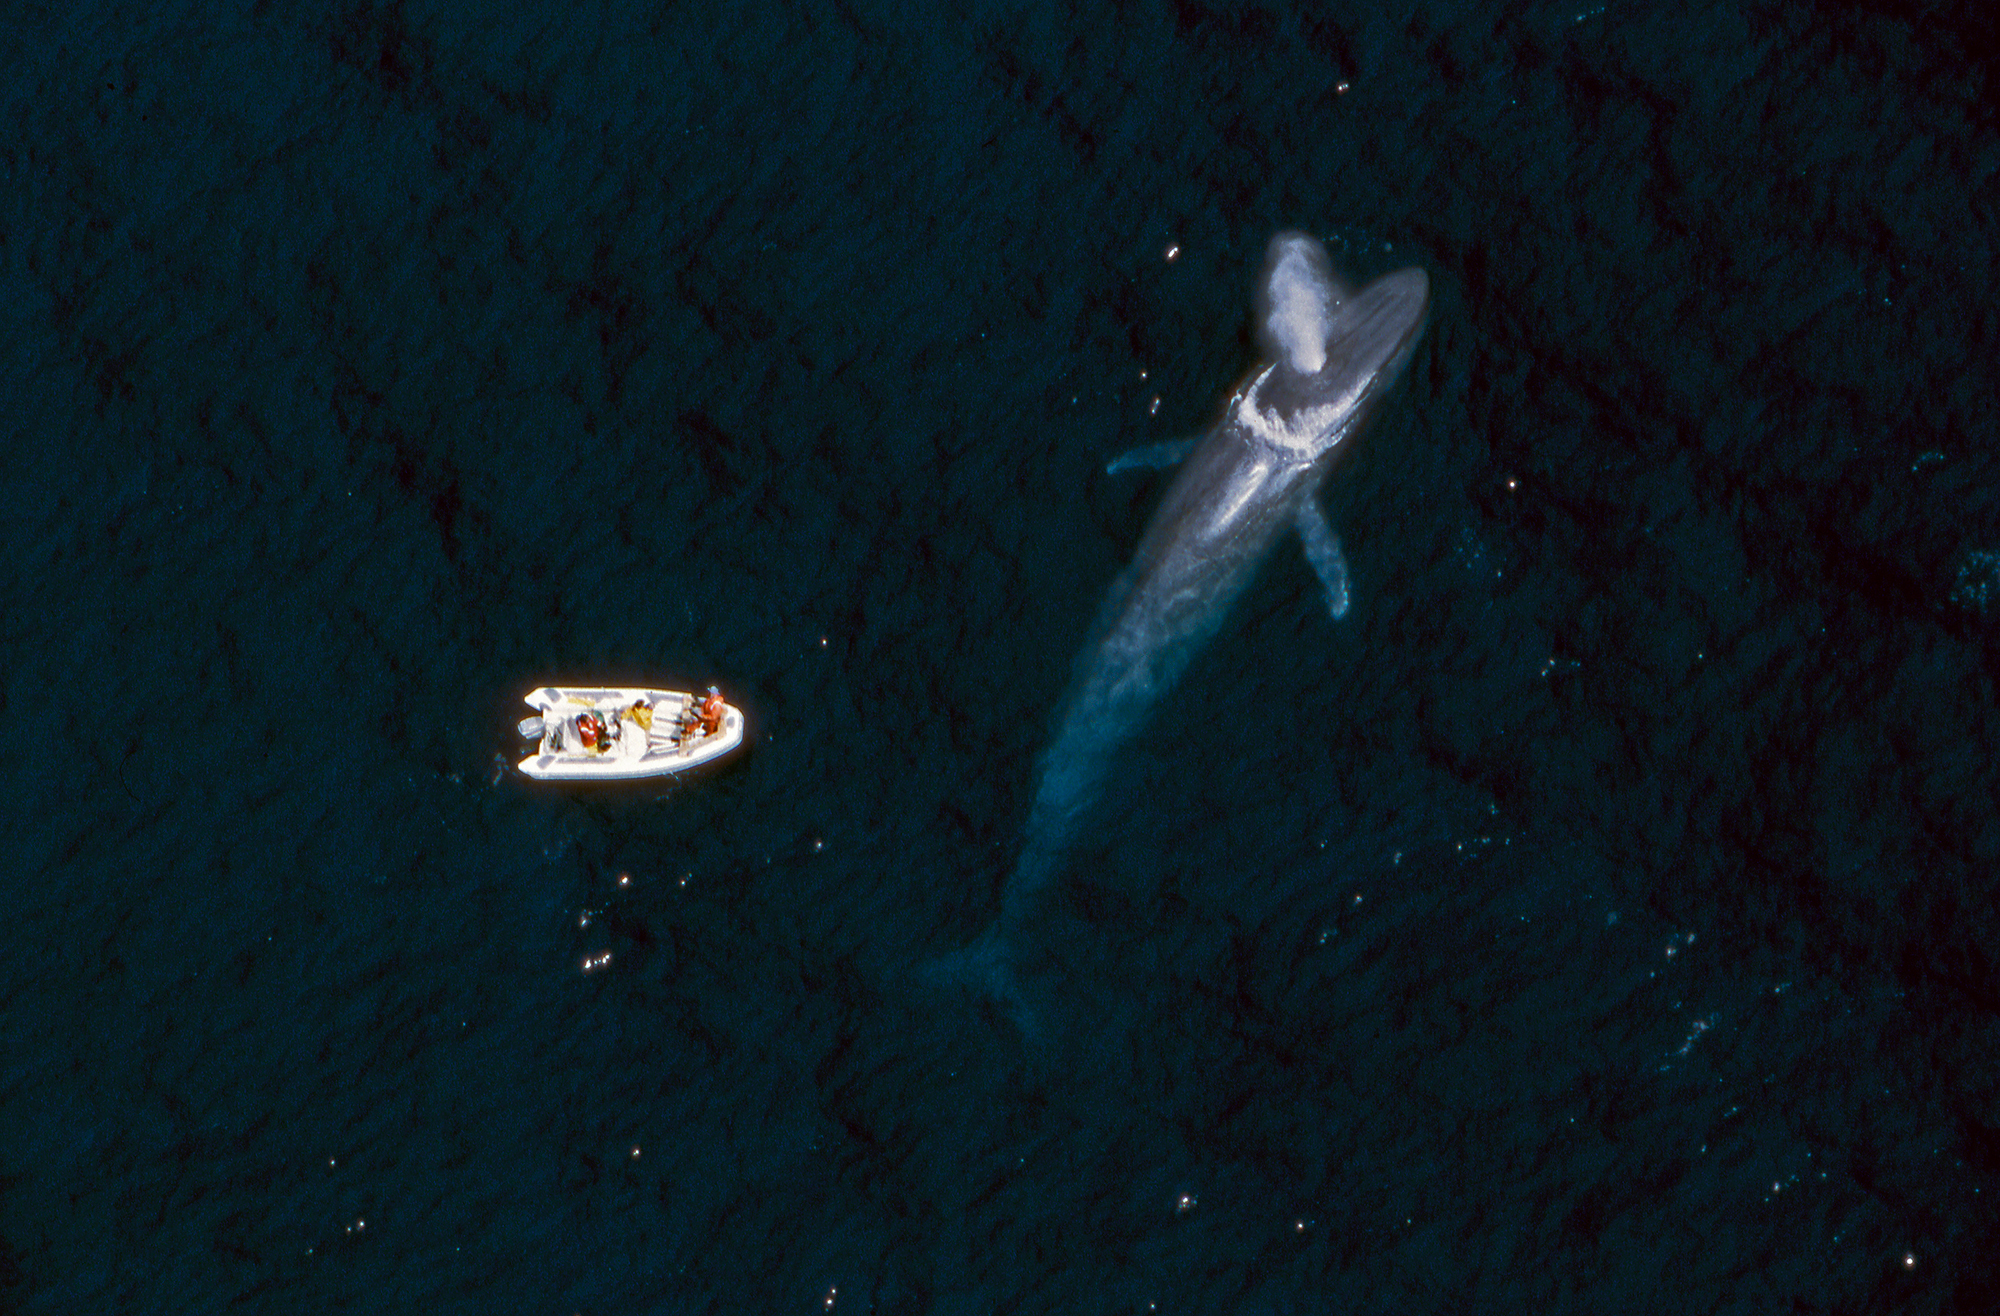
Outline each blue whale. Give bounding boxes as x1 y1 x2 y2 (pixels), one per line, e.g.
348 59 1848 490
948 233 1429 1018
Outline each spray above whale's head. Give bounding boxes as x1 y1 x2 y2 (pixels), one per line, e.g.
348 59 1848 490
1248 231 1429 459
1257 232 1342 375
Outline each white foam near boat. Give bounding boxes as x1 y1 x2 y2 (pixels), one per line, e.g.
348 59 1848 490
515 686 744 781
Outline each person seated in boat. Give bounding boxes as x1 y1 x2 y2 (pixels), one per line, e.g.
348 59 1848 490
627 699 654 731
674 688 725 742
575 710 610 753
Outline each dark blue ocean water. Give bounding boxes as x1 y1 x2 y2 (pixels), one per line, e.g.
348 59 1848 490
5 1 1997 1311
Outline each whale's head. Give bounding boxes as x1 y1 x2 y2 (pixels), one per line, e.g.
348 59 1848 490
1248 232 1428 461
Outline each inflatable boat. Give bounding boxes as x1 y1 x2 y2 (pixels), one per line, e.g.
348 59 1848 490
515 686 744 781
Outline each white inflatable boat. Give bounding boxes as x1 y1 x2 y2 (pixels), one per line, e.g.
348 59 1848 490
515 686 744 781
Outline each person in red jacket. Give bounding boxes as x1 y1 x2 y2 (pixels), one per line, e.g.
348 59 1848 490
696 687 724 737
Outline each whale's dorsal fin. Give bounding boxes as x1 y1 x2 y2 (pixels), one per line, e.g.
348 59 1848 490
1258 232 1349 376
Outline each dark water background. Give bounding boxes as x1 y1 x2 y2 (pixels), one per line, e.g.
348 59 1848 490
4 1 1998 1311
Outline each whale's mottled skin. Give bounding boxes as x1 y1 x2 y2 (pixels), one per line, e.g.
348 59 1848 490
970 234 1429 992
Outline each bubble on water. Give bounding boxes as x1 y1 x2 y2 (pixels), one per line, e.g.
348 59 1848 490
1949 549 2000 615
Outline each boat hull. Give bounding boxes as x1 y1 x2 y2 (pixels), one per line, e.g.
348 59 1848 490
516 686 745 781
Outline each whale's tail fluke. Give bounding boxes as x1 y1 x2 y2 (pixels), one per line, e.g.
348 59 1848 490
925 926 1043 1041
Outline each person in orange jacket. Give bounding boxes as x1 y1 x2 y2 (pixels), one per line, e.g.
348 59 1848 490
696 686 724 737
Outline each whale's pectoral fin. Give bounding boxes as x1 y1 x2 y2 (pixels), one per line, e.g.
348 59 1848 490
1106 437 1200 475
1295 497 1351 619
